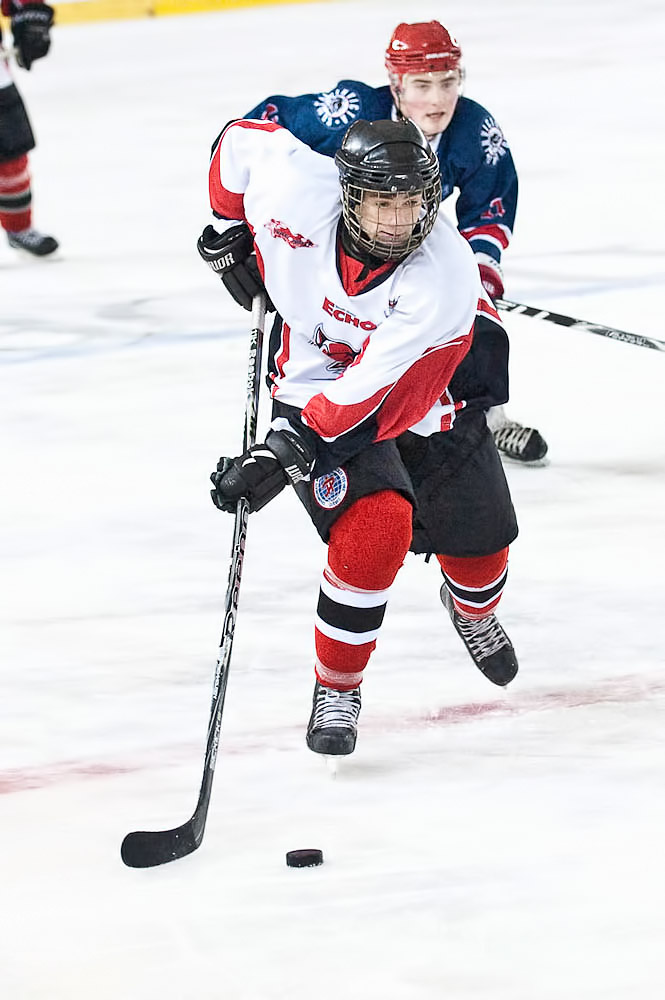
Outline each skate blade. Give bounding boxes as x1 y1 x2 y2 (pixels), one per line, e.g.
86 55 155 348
500 453 550 468
323 755 340 778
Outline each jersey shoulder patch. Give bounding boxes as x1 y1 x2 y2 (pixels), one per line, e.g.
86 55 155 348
452 97 510 166
313 83 362 129
479 115 509 166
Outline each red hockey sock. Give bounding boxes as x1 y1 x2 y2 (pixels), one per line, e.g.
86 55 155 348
438 547 509 619
315 490 412 689
0 155 32 233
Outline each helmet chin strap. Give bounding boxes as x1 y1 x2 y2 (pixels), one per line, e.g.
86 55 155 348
394 88 405 119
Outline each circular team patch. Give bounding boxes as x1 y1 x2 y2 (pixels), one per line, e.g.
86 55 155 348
314 87 361 128
313 468 349 509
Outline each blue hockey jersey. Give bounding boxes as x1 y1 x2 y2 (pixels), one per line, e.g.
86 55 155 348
245 81 517 266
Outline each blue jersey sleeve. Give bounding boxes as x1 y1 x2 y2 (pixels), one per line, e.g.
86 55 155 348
438 97 518 265
245 81 393 158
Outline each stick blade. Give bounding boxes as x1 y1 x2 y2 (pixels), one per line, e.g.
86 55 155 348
121 821 199 868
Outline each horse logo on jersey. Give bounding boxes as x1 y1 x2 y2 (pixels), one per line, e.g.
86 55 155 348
264 219 317 249
314 87 361 129
313 468 349 509
312 323 359 373
480 117 509 166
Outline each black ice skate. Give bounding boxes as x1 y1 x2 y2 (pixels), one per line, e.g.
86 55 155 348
7 227 59 257
441 584 518 686
306 680 361 756
492 421 548 464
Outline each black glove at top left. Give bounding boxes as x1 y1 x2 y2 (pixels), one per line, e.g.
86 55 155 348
211 427 315 514
197 223 274 313
11 2 54 71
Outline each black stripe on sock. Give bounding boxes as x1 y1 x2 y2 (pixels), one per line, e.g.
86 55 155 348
317 590 387 635
444 566 507 608
0 192 31 210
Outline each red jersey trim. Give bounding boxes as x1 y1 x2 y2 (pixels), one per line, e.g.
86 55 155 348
209 140 245 222
439 387 454 432
461 224 510 249
270 322 291 397
372 336 470 442
301 331 472 443
336 240 397 297
476 296 501 323
229 119 282 134
302 382 392 440
209 119 283 222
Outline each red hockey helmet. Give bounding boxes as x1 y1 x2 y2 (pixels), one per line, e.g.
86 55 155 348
385 21 463 86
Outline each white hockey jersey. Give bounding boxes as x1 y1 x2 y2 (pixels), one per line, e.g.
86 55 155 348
208 119 489 463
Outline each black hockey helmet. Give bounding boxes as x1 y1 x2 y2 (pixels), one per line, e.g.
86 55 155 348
335 118 441 261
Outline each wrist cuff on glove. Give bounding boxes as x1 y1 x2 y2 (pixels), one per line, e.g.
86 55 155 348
266 427 315 484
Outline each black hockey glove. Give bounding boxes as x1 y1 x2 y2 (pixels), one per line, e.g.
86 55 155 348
210 428 315 514
197 223 274 313
11 2 54 71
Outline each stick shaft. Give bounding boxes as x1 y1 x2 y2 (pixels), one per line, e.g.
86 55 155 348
496 298 665 352
120 294 266 867
205 294 265 773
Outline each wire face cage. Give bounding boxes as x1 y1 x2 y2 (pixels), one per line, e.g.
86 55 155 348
341 175 441 261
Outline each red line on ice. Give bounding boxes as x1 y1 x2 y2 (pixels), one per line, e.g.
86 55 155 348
2 675 663 795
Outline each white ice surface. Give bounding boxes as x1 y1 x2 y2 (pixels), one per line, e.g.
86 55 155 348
1 2 665 997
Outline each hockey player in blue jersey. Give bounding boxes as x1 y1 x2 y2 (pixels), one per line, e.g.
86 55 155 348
245 20 547 464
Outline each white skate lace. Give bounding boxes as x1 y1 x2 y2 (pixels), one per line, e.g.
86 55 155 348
310 685 361 731
492 421 537 458
454 613 510 662
8 228 48 249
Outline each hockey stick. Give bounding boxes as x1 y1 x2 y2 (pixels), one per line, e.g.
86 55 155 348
496 298 665 353
121 293 267 868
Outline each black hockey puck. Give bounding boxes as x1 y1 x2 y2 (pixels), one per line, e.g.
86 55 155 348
285 848 324 868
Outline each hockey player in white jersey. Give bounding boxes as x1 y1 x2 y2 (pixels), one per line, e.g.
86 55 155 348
198 117 519 756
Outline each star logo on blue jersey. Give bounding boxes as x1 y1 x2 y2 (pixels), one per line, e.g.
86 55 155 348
314 87 361 129
480 117 509 166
